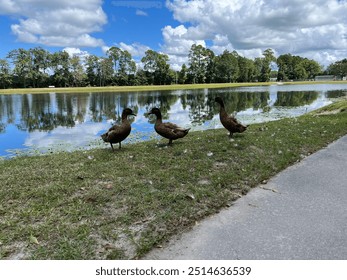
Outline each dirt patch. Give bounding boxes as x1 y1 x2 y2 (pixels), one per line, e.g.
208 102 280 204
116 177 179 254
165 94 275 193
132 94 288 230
314 109 343 116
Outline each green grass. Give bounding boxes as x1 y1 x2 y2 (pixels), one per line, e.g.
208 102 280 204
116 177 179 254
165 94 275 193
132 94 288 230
1 81 347 95
1 101 347 259
0 82 271 95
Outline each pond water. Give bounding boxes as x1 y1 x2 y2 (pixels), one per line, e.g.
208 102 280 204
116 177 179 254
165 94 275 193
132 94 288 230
0 83 346 158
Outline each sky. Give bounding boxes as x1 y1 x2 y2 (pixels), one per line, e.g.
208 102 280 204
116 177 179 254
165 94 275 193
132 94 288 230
1 0 347 70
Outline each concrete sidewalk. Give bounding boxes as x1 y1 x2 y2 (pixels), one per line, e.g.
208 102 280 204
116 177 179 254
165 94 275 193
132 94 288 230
144 134 347 260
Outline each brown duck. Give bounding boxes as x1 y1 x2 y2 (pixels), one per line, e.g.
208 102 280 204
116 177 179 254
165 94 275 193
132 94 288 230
148 107 190 145
215 97 248 138
101 108 136 151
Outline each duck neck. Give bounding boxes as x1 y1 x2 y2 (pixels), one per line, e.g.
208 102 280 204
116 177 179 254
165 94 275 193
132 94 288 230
218 102 227 116
155 112 163 124
121 113 130 123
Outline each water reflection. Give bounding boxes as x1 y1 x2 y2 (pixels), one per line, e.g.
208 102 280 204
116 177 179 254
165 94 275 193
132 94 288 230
275 91 319 107
0 84 346 157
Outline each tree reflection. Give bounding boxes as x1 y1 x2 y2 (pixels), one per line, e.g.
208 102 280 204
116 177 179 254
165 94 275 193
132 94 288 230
325 90 347 99
138 91 180 123
181 90 270 125
183 89 214 125
275 91 318 107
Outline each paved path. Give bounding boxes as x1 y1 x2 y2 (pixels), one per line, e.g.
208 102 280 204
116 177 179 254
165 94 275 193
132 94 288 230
144 135 347 260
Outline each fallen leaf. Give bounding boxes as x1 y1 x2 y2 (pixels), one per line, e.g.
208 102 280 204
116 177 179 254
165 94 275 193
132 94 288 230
104 244 115 250
30 235 39 245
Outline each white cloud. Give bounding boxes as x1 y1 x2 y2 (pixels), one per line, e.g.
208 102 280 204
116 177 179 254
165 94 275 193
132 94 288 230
2 0 107 47
63 47 90 58
165 0 347 67
161 25 206 68
118 42 150 58
136 9 148 16
24 122 107 150
0 0 20 14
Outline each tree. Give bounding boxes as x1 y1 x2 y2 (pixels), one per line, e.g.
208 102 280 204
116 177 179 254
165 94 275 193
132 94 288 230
107 46 122 73
277 54 321 81
70 55 86 87
301 59 321 80
141 49 171 85
100 57 115 86
134 69 148 86
178 64 188 84
7 48 31 88
327 59 347 78
29 47 50 88
237 56 256 82
0 59 12 89
256 48 276 82
107 47 136 85
85 54 100 86
117 50 136 85
214 50 239 83
188 44 214 84
50 51 71 87
277 54 292 81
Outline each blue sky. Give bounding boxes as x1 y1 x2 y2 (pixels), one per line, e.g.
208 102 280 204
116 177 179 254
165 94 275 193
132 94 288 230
0 1 178 60
1 0 347 70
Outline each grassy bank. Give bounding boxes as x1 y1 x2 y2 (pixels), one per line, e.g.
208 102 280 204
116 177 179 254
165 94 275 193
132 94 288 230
1 101 347 260
1 81 347 95
0 82 271 95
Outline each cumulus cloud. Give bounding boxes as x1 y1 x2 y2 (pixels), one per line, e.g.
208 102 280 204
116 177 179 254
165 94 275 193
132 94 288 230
118 42 150 58
165 0 347 67
63 47 90 59
161 24 207 68
1 0 107 47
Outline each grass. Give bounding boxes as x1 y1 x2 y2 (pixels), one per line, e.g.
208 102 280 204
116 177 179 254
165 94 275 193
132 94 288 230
0 82 272 95
1 81 347 95
1 101 347 260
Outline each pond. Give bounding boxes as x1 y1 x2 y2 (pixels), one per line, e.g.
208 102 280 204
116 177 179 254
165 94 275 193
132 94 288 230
0 83 346 158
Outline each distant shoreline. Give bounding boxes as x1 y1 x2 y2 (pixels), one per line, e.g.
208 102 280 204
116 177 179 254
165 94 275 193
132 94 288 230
1 81 347 95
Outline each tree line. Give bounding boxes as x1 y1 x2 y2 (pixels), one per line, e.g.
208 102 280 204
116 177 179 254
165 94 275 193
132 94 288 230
0 44 346 89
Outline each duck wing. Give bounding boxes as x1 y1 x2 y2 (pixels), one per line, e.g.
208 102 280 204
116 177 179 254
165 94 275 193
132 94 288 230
156 122 190 139
163 122 181 130
102 123 131 143
223 115 247 133
108 123 121 132
226 113 240 124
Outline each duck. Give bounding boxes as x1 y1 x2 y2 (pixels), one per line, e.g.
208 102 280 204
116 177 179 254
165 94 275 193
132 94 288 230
101 108 136 151
215 97 248 138
148 107 190 145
